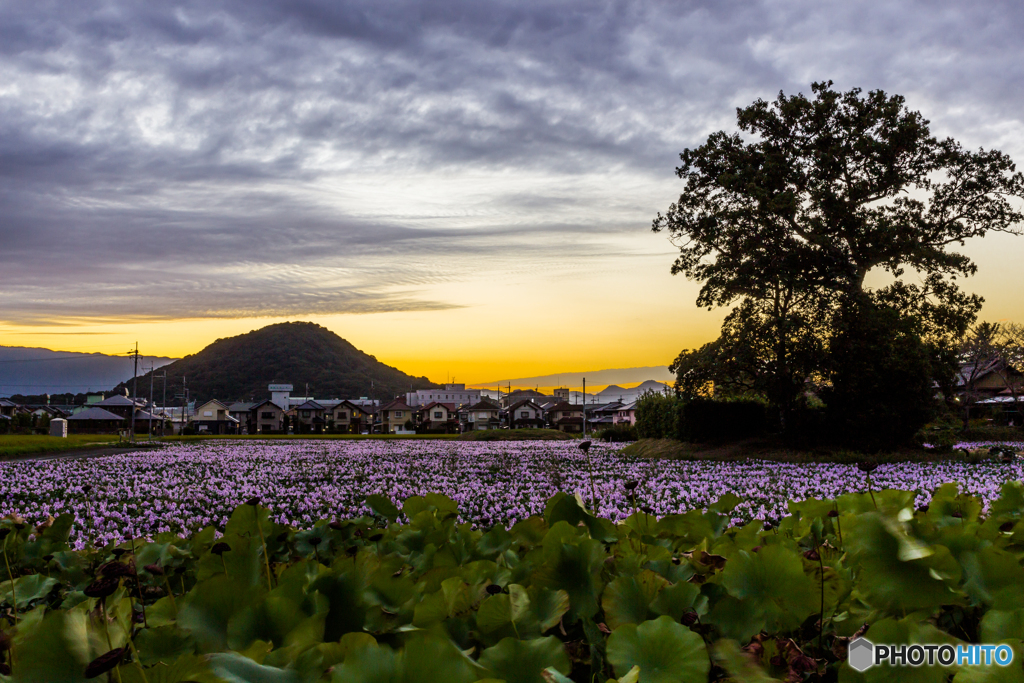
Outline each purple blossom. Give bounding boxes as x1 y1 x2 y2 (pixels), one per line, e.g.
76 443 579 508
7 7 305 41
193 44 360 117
0 440 1020 548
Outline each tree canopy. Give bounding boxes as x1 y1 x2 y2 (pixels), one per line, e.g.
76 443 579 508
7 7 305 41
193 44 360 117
655 82 1024 448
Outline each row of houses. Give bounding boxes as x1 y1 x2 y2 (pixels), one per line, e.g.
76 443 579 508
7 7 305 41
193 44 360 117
195 391 640 435
1 382 649 436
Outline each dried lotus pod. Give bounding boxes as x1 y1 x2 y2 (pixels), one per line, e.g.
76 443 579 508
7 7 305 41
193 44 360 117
84 576 120 599
84 647 126 679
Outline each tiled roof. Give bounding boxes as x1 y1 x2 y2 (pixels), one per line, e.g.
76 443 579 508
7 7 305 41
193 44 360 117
95 395 145 407
67 407 125 421
508 400 542 412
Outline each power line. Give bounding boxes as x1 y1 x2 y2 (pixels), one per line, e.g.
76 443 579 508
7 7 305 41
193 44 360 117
0 355 136 364
0 383 122 388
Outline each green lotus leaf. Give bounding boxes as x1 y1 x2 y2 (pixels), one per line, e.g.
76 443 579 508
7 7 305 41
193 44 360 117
227 595 306 651
144 595 180 628
330 638 398 683
196 533 262 589
990 482 1024 520
19 513 75 561
0 574 59 609
133 625 196 666
477 585 531 634
532 531 605 623
651 581 704 621
545 492 617 543
477 525 513 557
479 636 572 683
207 652 300 682
606 615 710 683
11 609 91 683
424 493 460 514
510 516 549 549
225 503 276 541
657 511 716 547
718 544 816 635
961 546 1024 609
602 570 669 630
366 495 401 523
982 610 1024 642
713 639 783 683
311 568 370 641
529 585 570 633
710 493 744 514
178 574 261 652
846 514 958 612
705 594 761 644
119 654 212 683
807 564 852 617
331 632 477 683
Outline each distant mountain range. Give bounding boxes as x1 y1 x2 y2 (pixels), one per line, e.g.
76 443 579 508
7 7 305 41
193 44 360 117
111 321 437 404
0 346 176 396
473 366 674 389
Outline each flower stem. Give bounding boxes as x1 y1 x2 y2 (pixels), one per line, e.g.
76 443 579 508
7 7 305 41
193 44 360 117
2 539 16 627
253 506 273 592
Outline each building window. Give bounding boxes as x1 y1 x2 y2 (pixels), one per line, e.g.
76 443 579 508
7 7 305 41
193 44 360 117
520 411 529 418
203 410 212 417
434 411 443 419
261 411 274 419
338 411 347 419
395 411 403 418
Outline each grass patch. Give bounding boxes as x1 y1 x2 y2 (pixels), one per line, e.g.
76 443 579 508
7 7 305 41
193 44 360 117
457 428 571 441
621 437 998 463
156 433 460 443
0 434 122 459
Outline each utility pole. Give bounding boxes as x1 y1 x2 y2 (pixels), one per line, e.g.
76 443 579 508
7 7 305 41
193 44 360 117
147 363 155 440
157 369 167 437
182 375 189 434
582 377 586 437
127 343 140 443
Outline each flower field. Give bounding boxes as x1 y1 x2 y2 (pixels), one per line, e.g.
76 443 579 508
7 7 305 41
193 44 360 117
1 440 1023 548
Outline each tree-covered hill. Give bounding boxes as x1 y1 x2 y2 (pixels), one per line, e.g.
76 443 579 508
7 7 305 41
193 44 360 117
113 321 437 404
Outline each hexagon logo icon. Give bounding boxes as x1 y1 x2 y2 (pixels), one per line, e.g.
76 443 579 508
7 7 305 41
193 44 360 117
848 638 875 672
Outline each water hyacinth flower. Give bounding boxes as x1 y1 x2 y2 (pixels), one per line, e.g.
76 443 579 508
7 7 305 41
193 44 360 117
0 440 1021 546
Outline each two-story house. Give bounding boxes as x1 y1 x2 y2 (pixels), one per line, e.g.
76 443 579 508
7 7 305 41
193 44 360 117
465 400 501 430
329 400 373 433
292 400 326 433
378 399 414 433
417 402 458 433
546 401 585 433
194 399 239 434
508 399 545 428
250 400 286 434
616 401 638 426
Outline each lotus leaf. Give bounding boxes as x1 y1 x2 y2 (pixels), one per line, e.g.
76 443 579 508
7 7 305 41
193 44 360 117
602 570 669 630
366 495 401 523
479 636 572 683
606 615 710 683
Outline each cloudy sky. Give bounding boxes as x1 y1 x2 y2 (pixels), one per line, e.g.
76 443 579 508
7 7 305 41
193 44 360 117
2 0 1022 383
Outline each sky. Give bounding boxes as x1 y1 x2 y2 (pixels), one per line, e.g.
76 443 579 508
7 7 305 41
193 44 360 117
2 0 1023 384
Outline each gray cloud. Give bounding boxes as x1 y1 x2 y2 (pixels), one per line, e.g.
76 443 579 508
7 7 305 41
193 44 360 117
1 0 1022 324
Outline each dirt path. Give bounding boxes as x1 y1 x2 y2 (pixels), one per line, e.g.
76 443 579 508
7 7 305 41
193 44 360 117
1 444 163 463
